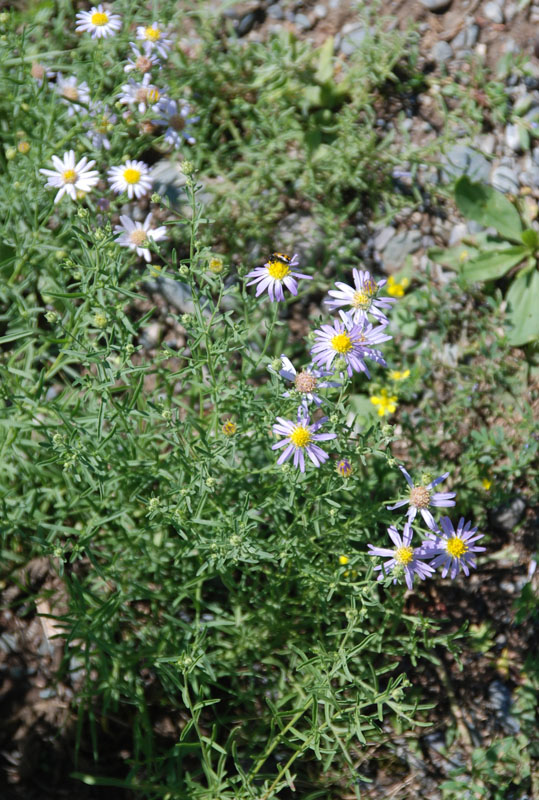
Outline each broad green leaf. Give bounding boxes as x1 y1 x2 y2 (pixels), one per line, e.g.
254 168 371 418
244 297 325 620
506 269 539 345
460 246 527 282
521 228 539 251
455 176 523 242
429 244 480 269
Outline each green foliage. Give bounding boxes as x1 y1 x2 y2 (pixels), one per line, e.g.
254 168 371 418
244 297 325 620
430 176 539 346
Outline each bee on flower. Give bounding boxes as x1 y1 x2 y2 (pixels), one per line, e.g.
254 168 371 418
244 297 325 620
40 150 99 203
108 159 152 199
272 408 336 472
114 213 167 262
136 21 173 58
75 4 122 39
246 252 312 302
325 269 396 324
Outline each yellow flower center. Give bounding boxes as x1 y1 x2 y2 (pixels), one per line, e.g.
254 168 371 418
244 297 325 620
395 546 414 565
352 290 369 309
147 88 160 104
290 425 311 448
129 229 147 246
446 537 468 559
96 115 113 134
222 421 237 436
331 332 352 354
145 26 161 41
352 280 376 309
266 259 290 280
410 486 430 509
123 167 141 184
91 11 109 25
62 169 77 184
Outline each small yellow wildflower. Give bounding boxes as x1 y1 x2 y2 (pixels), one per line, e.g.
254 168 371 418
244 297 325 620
389 369 410 381
481 477 492 491
370 389 398 417
459 250 469 263
386 275 410 298
222 420 237 436
339 555 349 566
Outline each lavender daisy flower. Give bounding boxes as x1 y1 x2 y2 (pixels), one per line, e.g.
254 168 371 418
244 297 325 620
272 355 341 408
368 522 435 590
427 516 485 579
246 253 312 302
387 466 456 531
124 42 161 74
153 98 198 147
272 409 336 472
310 310 391 378
325 268 396 324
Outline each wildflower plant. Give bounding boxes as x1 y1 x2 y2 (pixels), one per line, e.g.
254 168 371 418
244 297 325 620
3 3 535 798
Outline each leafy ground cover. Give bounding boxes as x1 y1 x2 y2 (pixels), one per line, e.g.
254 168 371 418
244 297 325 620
0 1 537 798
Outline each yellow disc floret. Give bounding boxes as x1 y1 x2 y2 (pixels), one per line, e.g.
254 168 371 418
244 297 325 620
62 169 77 184
290 425 311 448
266 259 290 280
123 168 141 184
145 26 161 41
91 11 109 25
331 332 352 354
395 546 414 565
129 229 147 246
446 537 468 559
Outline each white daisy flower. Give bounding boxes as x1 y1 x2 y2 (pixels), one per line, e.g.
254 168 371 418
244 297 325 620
85 103 117 150
114 213 167 262
118 74 165 114
75 4 122 39
55 73 90 116
107 159 152 199
124 42 161 74
40 150 99 203
153 98 197 147
136 21 173 58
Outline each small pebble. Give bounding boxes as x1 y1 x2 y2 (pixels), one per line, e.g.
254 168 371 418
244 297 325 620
491 165 520 194
431 40 453 62
420 0 453 10
483 1 504 23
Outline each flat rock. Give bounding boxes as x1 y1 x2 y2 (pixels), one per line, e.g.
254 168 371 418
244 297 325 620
339 26 367 55
452 23 479 49
382 229 422 271
419 0 452 10
505 123 522 152
431 40 453 62
442 145 490 183
491 164 519 194
483 1 504 23
489 496 526 532
374 225 396 251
